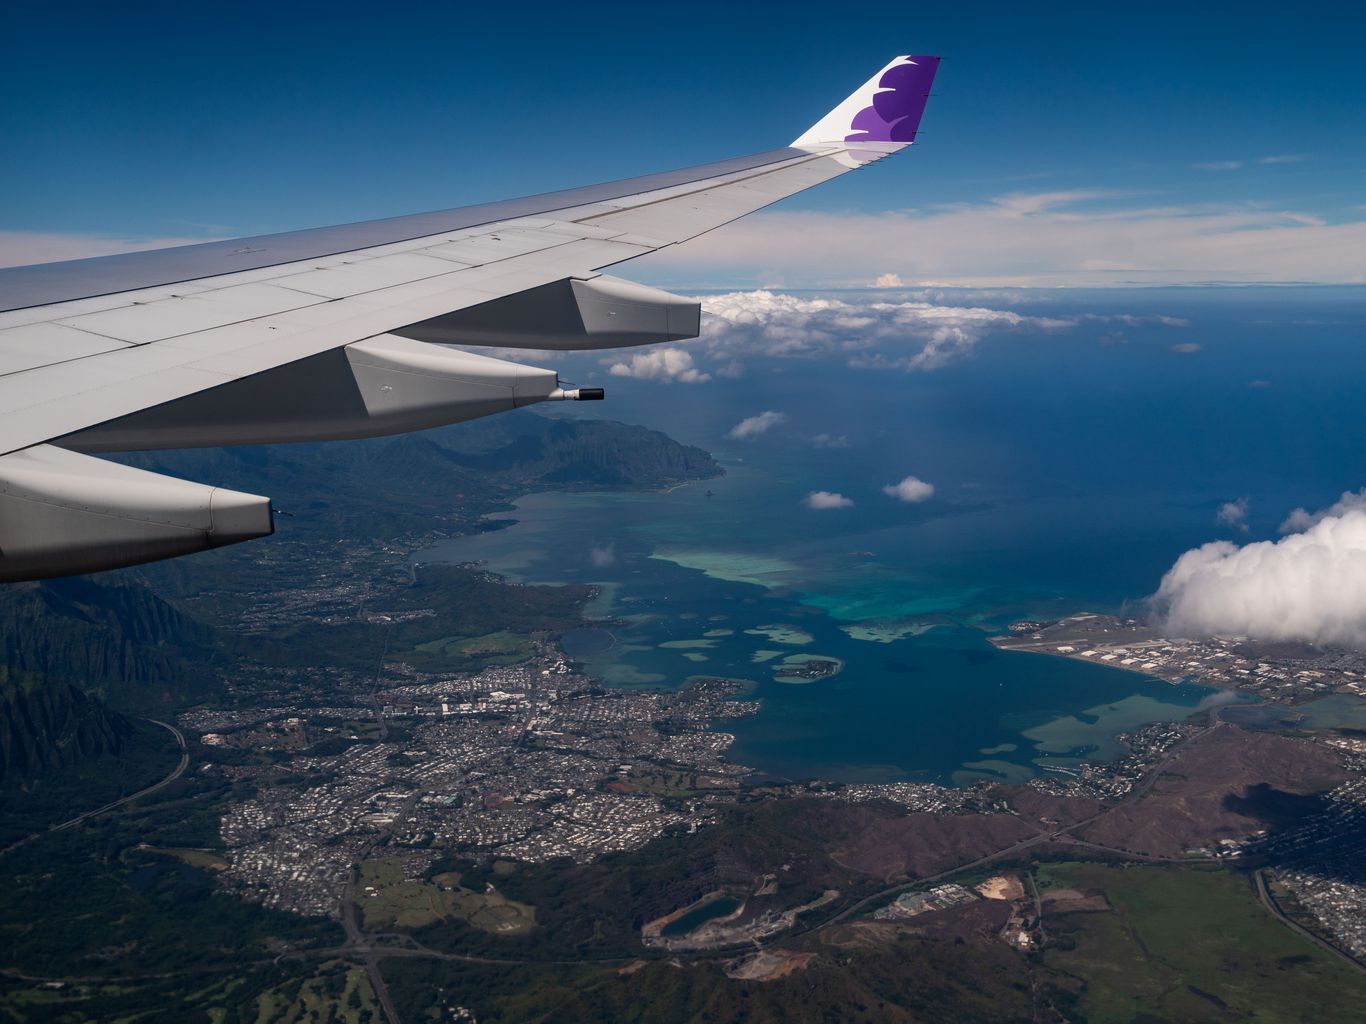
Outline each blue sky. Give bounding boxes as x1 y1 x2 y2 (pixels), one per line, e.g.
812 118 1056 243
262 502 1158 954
2 1 1363 284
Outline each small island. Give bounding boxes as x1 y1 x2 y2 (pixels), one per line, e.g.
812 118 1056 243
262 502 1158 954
772 654 844 684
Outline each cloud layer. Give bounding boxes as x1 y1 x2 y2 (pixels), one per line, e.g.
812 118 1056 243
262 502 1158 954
1153 503 1366 647
642 191 1366 288
694 290 1074 373
0 230 214 268
6 183 1358 290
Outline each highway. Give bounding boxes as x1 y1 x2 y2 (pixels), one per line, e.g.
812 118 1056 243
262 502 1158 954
0 718 188 858
11 698 1362 1021
807 708 1231 935
1253 869 1366 974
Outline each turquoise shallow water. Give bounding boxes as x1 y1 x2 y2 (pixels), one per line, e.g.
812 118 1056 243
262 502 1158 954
421 289 1366 785
419 479 1219 785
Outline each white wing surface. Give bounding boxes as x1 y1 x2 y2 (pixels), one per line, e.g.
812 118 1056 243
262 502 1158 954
0 56 939 580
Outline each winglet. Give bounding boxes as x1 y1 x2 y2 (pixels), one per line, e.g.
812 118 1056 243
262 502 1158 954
793 55 940 148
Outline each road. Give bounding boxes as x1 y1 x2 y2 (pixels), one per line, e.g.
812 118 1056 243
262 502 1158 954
337 791 417 1024
12 699 1359 1005
808 710 1230 935
1253 869 1366 974
0 718 188 858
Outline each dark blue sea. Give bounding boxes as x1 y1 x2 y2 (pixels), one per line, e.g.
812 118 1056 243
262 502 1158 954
422 287 1366 785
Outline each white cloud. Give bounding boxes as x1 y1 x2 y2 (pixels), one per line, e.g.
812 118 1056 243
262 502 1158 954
1259 154 1306 165
1193 160 1244 171
1216 498 1249 533
1083 313 1192 328
606 348 710 383
805 490 854 509
1153 509 1366 647
715 359 746 379
589 544 616 567
727 410 786 439
639 191 1366 288
1169 342 1202 354
872 272 905 288
1280 489 1366 534
882 476 936 503
694 290 1074 373
810 433 851 449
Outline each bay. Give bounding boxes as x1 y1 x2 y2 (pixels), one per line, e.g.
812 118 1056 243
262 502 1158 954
419 287 1366 785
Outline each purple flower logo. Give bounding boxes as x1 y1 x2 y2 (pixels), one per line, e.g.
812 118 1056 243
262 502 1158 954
845 57 940 143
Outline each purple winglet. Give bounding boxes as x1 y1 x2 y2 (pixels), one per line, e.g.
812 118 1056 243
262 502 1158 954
845 56 940 143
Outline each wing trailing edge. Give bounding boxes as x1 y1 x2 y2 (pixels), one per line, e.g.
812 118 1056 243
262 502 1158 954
0 54 939 581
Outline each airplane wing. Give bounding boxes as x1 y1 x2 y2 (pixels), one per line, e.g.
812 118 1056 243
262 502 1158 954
0 55 939 581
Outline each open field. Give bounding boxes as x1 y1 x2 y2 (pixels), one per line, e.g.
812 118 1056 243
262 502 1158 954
250 961 379 1024
358 859 449 930
402 630 534 670
611 769 741 796
0 963 375 1024
358 858 534 935
1038 862 1366 1022
138 844 229 871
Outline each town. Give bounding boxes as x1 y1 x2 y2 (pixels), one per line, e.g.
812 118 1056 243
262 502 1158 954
993 613 1366 703
207 656 760 916
169 608 1366 966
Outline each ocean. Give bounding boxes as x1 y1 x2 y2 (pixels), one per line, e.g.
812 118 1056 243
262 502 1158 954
421 286 1366 785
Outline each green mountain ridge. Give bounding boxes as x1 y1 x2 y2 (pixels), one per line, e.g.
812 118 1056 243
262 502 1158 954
0 414 718 820
122 413 720 504
0 668 139 786
0 576 219 713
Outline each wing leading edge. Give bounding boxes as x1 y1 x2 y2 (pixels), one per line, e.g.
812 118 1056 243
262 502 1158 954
0 55 939 581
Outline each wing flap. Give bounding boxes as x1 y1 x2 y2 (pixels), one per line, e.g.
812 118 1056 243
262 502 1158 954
0 236 653 454
0 56 938 462
0 53 942 579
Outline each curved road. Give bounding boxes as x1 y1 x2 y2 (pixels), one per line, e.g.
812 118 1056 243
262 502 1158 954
1 718 188 857
1253 869 1366 974
13 701 1361 1009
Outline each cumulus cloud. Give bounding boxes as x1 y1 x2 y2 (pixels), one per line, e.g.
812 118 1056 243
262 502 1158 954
589 544 616 567
883 476 936 503
1153 509 1366 647
694 290 1074 373
805 491 854 509
1216 498 1250 532
1280 489 1366 534
810 433 851 449
641 191 1366 288
606 348 709 383
727 410 787 439
872 272 905 288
